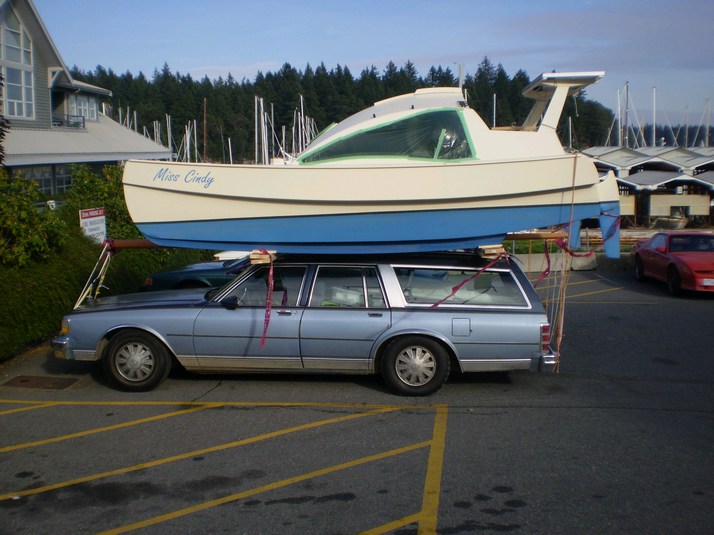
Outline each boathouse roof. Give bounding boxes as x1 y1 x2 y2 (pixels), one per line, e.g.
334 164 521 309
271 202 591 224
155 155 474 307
4 114 171 166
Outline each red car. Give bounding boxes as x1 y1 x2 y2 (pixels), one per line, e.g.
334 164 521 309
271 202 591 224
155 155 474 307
633 231 714 295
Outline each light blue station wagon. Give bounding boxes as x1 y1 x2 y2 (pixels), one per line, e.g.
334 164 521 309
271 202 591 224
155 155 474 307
52 252 556 395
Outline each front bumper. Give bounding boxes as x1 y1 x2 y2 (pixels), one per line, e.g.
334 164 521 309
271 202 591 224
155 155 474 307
51 335 98 361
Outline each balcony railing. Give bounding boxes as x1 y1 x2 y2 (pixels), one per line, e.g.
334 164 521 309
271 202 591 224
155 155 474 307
52 114 86 128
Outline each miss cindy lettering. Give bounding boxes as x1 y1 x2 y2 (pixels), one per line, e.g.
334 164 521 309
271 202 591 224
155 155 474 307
153 168 215 189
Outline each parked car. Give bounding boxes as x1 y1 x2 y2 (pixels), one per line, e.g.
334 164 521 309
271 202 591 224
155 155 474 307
632 231 714 295
141 256 249 291
53 252 556 395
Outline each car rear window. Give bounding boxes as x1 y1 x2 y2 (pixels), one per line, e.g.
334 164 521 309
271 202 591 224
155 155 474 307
394 267 528 307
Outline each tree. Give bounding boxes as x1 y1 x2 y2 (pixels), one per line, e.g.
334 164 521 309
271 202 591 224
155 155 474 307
69 57 615 162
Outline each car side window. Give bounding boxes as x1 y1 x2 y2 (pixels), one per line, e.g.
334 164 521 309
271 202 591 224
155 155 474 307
651 234 666 250
309 266 385 308
226 266 306 307
395 267 527 307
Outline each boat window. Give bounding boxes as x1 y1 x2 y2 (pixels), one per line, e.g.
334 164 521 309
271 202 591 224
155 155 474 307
300 110 472 163
394 268 527 307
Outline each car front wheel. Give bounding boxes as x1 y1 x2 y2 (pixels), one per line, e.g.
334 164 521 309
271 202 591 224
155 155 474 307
103 330 171 391
667 266 682 296
634 256 646 281
381 336 450 396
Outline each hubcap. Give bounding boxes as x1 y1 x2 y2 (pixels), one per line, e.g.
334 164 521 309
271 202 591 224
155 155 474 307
395 345 436 386
116 342 155 382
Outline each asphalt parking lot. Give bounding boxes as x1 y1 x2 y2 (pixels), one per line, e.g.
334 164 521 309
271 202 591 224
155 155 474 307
1 266 712 534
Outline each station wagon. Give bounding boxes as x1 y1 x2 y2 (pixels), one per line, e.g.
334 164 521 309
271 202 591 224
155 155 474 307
52 252 556 395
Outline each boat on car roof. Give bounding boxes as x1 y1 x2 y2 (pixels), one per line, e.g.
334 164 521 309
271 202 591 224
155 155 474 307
123 71 620 257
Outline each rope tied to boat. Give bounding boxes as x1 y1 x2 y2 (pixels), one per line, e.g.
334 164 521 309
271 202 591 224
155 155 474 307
430 252 510 308
600 212 622 242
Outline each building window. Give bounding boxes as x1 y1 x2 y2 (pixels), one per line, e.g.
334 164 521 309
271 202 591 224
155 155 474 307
14 166 52 195
55 165 74 193
0 2 34 119
68 93 98 121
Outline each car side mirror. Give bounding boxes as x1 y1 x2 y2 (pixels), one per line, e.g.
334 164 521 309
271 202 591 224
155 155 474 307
221 295 239 310
655 246 666 253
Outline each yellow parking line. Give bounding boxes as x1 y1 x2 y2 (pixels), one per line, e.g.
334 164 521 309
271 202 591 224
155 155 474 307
0 406 398 501
100 440 431 535
569 301 657 305
360 513 423 534
0 404 221 454
0 399 405 409
566 286 624 299
535 278 601 291
359 405 449 535
0 402 59 416
418 404 448 534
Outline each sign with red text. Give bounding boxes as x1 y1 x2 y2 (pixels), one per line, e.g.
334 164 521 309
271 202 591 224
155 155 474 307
79 207 107 244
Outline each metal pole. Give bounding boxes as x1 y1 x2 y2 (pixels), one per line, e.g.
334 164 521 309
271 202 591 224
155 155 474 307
203 97 207 162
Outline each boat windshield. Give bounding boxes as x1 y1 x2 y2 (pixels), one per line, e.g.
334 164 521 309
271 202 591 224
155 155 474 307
300 110 472 163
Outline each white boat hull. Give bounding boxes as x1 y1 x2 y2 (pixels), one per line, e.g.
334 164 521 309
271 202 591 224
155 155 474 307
123 157 621 256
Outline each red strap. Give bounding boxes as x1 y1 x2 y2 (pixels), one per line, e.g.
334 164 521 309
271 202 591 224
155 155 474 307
601 212 622 243
430 253 508 308
259 248 274 349
533 244 551 288
554 237 594 258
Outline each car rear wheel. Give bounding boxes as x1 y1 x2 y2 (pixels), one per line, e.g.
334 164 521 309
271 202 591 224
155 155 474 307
104 330 171 391
381 336 450 396
634 256 646 281
667 266 682 296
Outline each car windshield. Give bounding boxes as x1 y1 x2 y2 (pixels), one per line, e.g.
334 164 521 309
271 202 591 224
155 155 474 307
669 235 714 252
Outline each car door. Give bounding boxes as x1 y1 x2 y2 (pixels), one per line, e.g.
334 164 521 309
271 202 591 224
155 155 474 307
299 266 391 372
645 233 669 280
391 265 538 368
192 265 307 371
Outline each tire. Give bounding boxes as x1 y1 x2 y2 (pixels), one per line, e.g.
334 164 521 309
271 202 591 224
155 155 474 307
103 330 171 391
667 266 682 296
634 256 646 282
381 336 450 396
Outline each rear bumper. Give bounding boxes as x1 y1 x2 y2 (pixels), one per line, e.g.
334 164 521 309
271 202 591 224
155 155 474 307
538 352 558 372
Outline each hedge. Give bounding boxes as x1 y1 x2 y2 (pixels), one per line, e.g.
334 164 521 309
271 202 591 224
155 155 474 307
0 165 210 363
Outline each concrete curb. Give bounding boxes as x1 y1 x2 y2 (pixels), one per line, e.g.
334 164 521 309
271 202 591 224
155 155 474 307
517 253 631 273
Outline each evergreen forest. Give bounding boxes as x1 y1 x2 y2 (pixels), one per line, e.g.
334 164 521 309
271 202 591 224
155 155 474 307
70 57 617 163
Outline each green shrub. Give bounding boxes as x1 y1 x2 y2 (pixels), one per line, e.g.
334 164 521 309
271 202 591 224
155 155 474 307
59 164 141 239
0 169 67 267
0 165 213 362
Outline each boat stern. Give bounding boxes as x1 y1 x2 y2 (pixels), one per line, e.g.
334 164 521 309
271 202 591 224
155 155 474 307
566 170 621 258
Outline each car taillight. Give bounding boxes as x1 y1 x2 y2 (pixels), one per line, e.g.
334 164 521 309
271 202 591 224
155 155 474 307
144 277 153 286
540 323 551 354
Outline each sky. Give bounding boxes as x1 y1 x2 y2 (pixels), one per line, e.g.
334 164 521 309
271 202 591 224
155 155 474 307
32 0 714 129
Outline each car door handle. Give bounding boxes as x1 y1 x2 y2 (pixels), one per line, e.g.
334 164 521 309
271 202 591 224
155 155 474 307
368 312 383 317
276 310 293 315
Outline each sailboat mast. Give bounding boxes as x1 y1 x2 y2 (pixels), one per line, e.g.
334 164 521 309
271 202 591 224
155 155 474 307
624 82 629 148
652 87 656 147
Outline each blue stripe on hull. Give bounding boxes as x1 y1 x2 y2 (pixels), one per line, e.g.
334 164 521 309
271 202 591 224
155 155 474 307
137 202 621 256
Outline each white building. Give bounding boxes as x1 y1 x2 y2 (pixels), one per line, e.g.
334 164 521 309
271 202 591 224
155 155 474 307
1 0 171 195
